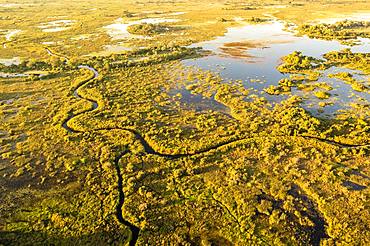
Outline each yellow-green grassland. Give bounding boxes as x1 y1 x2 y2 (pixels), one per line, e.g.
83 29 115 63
1 0 369 245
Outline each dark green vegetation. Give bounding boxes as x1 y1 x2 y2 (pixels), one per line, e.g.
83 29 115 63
127 24 171 36
247 17 270 23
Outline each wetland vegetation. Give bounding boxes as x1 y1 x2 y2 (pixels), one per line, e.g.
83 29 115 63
297 20 370 45
0 0 369 245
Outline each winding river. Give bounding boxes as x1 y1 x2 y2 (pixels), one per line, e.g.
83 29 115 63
47 46 369 245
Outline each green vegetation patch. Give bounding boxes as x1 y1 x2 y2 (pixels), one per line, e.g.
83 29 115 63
297 20 370 45
277 49 370 95
127 23 172 36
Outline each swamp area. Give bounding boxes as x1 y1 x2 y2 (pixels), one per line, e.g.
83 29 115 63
0 0 369 245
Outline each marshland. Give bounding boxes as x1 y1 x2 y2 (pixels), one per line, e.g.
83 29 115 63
0 0 369 245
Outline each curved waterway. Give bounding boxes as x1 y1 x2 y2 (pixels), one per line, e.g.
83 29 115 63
47 37 370 244
183 19 370 117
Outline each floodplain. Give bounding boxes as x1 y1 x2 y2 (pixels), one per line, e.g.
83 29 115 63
0 0 369 245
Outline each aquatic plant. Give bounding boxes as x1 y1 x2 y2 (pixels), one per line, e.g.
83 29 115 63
297 20 370 43
314 90 331 99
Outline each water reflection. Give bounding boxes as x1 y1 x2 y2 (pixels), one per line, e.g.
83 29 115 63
183 20 370 117
168 89 229 113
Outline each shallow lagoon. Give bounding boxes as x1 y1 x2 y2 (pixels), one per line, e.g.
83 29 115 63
183 20 370 117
